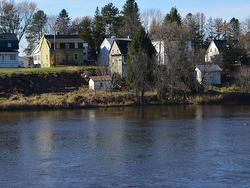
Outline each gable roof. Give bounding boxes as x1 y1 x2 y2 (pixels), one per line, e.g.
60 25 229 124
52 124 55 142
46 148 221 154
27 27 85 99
90 76 112 82
106 38 115 45
213 40 225 51
32 36 50 55
195 64 222 72
112 39 131 55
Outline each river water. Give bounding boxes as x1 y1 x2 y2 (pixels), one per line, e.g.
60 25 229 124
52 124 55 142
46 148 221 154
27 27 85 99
0 105 250 188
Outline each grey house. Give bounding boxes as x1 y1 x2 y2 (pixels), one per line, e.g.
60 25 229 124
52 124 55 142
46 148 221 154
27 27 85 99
0 33 20 68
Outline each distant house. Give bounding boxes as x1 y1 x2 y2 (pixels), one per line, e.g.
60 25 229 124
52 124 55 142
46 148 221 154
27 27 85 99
205 40 226 63
89 76 112 90
195 64 222 85
152 40 192 65
99 37 131 66
0 33 20 68
32 35 88 68
19 56 31 68
109 39 131 78
99 37 116 66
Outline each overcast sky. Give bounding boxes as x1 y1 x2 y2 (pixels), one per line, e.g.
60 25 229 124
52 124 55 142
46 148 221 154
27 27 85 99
29 0 250 20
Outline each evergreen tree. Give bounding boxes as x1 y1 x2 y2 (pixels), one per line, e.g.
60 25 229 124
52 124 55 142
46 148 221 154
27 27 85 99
164 7 181 25
25 10 47 55
222 36 247 69
79 17 95 59
55 9 71 35
121 0 141 38
101 3 121 37
92 7 106 55
229 17 240 39
185 13 205 49
126 26 156 104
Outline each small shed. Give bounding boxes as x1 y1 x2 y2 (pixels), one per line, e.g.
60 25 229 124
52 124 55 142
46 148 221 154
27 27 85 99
89 76 112 90
195 64 222 85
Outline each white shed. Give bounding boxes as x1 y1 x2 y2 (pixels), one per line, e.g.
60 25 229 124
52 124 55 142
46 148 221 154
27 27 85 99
195 64 222 85
89 76 112 90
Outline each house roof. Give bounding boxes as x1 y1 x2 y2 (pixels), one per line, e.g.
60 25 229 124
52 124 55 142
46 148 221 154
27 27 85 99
106 37 131 45
213 40 225 51
0 33 18 41
195 64 222 72
0 33 19 52
113 39 131 55
44 35 81 39
106 38 115 45
44 34 85 43
90 76 112 82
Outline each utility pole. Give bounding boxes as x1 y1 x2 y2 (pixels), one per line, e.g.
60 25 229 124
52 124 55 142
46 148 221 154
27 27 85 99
53 31 56 67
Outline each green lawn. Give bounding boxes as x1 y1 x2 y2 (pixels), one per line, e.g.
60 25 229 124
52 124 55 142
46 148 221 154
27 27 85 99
0 66 98 75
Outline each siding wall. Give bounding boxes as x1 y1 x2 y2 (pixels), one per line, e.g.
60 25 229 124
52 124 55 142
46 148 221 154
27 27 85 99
196 70 221 85
109 42 125 78
0 52 19 68
205 42 220 62
89 79 112 90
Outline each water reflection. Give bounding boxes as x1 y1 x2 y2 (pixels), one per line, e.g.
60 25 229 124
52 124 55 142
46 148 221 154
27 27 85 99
0 105 250 187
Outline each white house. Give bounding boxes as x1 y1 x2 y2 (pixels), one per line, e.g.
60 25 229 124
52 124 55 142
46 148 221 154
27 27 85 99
98 38 116 66
152 41 166 64
0 33 20 68
89 76 112 90
205 40 225 63
152 40 192 64
32 42 41 66
195 64 222 85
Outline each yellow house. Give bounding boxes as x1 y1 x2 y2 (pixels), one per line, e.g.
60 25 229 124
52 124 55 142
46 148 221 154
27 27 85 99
33 35 88 68
109 39 131 78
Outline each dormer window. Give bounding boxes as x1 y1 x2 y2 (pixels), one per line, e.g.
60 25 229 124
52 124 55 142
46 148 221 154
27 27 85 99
8 43 12 48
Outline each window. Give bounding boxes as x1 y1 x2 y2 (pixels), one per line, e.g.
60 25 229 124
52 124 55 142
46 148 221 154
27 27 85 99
10 54 16 60
78 43 83 49
75 43 78 49
100 82 103 88
66 43 70 49
56 43 60 49
74 53 78 60
60 43 66 49
8 43 12 48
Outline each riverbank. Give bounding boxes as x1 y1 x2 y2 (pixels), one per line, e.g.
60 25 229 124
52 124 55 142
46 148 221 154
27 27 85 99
1 88 250 111
0 66 98 95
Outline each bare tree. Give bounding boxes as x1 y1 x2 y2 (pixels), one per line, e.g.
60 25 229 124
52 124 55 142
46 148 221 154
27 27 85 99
141 9 163 32
155 22 197 99
129 50 154 103
0 0 37 41
46 15 57 34
235 66 250 93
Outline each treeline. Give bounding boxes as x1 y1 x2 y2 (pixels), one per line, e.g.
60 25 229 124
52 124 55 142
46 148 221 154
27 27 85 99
1 0 250 64
0 0 141 57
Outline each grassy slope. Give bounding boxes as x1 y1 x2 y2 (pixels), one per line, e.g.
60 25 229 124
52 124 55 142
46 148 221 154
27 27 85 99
0 66 98 75
0 88 137 109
